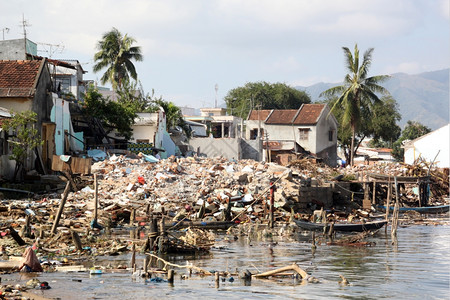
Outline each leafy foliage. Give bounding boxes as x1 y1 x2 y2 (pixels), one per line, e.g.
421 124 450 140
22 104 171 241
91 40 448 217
2 110 43 180
326 95 401 163
392 121 431 161
320 44 389 165
145 95 191 138
93 27 143 90
369 96 401 147
82 85 137 140
224 82 311 119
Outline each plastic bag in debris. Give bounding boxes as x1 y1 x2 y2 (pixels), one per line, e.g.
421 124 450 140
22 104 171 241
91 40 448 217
225 165 235 173
142 153 159 163
81 186 95 193
87 149 107 161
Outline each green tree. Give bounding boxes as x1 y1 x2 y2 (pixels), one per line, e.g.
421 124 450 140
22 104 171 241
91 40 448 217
146 97 191 138
320 44 389 165
2 111 43 181
224 82 311 119
93 27 143 90
392 121 431 161
369 96 401 147
82 85 137 140
326 95 401 163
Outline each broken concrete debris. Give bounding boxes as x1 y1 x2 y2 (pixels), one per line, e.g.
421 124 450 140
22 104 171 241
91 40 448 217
0 153 448 297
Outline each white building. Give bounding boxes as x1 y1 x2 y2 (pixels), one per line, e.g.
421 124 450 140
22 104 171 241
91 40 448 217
403 124 449 168
185 107 243 138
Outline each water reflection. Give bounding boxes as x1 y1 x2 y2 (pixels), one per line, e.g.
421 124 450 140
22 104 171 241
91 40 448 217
1 225 449 299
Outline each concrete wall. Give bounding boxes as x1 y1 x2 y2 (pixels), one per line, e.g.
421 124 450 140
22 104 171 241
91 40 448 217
295 186 333 210
0 98 33 112
0 39 37 60
404 124 449 168
132 125 157 144
241 139 261 161
265 124 298 141
246 119 266 139
316 144 338 167
188 138 241 160
314 107 338 154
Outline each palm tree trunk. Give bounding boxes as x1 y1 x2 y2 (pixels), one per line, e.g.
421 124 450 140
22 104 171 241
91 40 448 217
350 123 355 166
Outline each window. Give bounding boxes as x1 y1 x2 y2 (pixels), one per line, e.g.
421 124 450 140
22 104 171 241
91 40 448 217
299 128 309 140
329 130 334 141
136 139 150 143
250 128 264 140
55 76 71 95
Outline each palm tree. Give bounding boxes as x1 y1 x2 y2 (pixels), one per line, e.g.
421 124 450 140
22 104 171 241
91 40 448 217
320 44 389 165
93 28 143 90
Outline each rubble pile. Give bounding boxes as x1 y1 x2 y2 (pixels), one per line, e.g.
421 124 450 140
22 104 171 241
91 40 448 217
0 153 448 285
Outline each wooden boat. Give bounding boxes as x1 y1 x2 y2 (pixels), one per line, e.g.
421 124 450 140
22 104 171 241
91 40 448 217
377 205 450 214
165 220 238 230
293 219 388 232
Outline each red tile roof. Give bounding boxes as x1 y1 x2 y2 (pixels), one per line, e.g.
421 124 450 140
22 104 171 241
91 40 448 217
265 109 298 124
0 60 42 97
292 104 325 125
247 109 272 121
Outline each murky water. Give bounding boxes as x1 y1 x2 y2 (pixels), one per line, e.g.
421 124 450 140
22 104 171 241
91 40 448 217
3 224 449 299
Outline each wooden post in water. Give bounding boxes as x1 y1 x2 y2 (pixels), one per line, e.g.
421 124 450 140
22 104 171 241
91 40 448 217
149 217 158 251
131 243 136 270
144 256 148 274
372 181 377 205
51 181 71 234
94 174 98 221
385 179 391 234
328 221 335 238
269 182 274 228
391 176 400 242
215 272 220 288
322 209 327 236
168 269 174 284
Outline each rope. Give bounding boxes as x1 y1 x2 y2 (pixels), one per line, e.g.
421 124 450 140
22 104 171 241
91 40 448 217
333 181 364 195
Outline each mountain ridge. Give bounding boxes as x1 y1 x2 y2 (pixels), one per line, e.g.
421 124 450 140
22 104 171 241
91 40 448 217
296 68 449 130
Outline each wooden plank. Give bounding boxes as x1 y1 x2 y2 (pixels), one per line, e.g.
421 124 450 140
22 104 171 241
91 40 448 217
51 155 92 175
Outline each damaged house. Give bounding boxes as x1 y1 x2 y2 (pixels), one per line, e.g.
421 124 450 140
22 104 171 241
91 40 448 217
0 58 85 179
246 104 338 166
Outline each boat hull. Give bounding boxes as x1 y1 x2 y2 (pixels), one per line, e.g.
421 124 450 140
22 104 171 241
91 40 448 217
294 219 388 232
377 205 450 214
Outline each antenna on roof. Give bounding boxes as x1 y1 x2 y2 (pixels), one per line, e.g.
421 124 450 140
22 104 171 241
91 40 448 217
215 83 218 108
20 14 31 39
37 42 65 58
1 27 9 40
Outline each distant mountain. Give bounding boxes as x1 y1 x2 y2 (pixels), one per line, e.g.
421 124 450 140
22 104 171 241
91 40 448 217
296 69 449 130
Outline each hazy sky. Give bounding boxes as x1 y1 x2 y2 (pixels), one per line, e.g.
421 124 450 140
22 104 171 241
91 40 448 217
2 0 449 108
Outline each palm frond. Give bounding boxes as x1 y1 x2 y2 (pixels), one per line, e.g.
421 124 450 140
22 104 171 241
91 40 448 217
320 85 346 98
358 48 373 79
342 47 355 74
